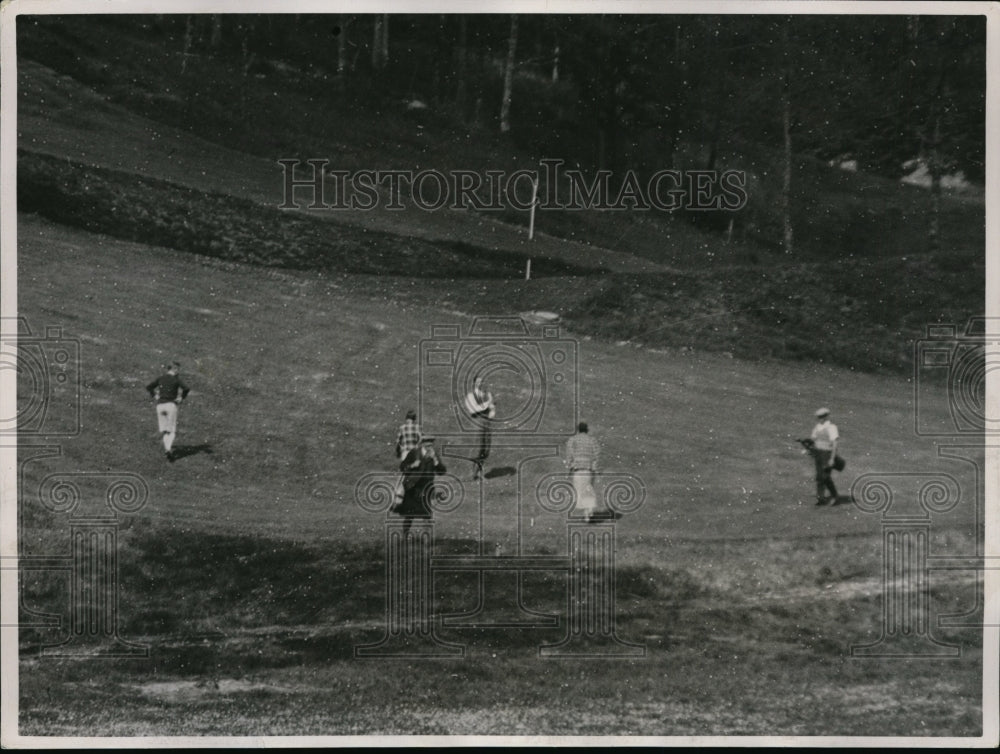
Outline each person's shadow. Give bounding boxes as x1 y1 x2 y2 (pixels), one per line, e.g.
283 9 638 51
484 466 516 480
170 443 214 461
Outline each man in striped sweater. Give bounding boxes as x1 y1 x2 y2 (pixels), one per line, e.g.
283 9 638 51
464 374 495 481
565 421 600 522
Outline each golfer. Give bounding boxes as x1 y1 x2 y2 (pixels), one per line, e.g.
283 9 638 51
395 409 422 461
810 407 840 505
146 361 190 462
464 374 495 480
565 421 600 521
393 409 422 507
395 436 446 534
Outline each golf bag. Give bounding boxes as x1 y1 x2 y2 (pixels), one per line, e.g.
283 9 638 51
798 438 846 471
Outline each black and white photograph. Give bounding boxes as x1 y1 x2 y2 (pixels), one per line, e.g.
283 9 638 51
1 0 997 746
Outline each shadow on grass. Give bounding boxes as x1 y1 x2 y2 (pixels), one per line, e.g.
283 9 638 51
171 443 214 461
828 494 855 507
117 525 389 637
31 522 970 677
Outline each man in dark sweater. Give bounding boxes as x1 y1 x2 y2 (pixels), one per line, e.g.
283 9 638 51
395 436 446 534
146 362 190 462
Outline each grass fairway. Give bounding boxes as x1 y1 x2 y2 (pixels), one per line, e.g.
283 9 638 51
15 215 983 738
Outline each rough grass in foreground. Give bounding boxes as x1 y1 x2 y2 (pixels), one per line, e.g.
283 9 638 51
18 522 983 736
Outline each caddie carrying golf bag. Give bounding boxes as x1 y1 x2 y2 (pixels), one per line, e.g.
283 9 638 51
798 438 846 471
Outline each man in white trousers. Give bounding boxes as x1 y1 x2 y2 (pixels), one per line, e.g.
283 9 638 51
565 421 600 522
146 361 190 462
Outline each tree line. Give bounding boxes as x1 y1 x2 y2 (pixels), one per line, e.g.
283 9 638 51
167 14 983 176
136 13 986 254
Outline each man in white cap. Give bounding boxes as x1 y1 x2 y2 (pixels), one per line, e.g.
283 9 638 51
810 408 839 505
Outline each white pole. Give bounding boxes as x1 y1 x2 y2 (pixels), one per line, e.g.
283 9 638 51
526 177 539 281
528 177 539 241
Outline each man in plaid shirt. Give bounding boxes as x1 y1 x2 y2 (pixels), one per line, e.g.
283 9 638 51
393 410 422 507
565 421 600 521
395 409 422 460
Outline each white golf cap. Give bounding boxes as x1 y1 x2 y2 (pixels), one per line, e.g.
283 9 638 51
815 407 831 417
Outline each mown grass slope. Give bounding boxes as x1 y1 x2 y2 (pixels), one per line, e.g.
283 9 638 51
15 216 983 737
